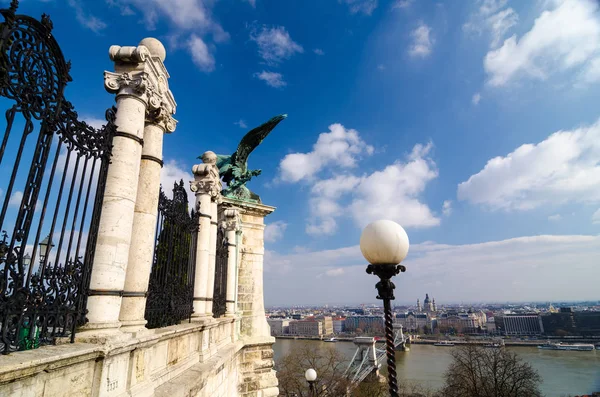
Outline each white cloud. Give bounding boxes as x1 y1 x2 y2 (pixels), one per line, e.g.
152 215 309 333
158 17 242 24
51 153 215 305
472 92 482 105
244 0 256 7
265 221 288 243
458 119 600 211
377 64 386 70
346 143 440 230
254 71 287 88
115 0 228 41
392 0 414 10
340 0 378 15
234 119 248 129
250 26 303 66
82 116 106 130
463 0 518 49
187 35 215 72
325 268 345 277
306 143 439 235
161 159 195 207
487 8 519 48
313 48 325 56
264 234 600 305
442 200 452 216
8 191 23 207
67 0 107 33
592 208 600 224
484 0 600 86
409 23 433 58
278 124 374 183
548 214 562 221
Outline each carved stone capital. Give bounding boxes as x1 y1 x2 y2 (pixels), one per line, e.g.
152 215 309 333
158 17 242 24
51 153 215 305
106 39 178 133
108 45 150 63
104 70 150 96
222 209 241 232
146 105 177 133
190 159 221 198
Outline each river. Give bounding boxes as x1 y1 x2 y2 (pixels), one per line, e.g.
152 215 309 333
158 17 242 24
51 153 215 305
273 339 600 397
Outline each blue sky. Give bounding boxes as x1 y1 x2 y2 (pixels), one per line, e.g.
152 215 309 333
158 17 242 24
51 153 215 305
12 0 600 305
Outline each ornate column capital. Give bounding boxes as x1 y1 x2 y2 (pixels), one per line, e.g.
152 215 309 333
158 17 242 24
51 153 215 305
105 39 178 133
190 151 222 199
222 208 241 232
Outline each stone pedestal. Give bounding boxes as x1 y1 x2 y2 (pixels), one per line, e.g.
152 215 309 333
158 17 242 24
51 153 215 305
220 197 278 397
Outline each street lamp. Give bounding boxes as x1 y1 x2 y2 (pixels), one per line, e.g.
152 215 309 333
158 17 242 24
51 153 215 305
23 252 31 267
304 368 317 397
39 234 54 264
360 220 410 397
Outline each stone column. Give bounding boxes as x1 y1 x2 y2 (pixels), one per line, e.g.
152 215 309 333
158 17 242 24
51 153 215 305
189 152 221 321
119 45 177 332
222 208 241 316
205 199 218 316
83 39 169 334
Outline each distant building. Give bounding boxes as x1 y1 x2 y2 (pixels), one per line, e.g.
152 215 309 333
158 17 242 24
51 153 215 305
316 316 334 335
438 311 485 334
332 318 345 334
267 318 290 336
344 316 384 334
289 320 323 336
395 312 431 333
496 314 544 336
542 311 600 336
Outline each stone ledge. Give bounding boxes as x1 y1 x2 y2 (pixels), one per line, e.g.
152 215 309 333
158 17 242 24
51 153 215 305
154 341 245 397
0 343 103 384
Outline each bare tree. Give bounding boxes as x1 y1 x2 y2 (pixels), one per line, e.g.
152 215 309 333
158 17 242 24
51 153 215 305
276 344 438 397
276 344 351 397
441 344 542 397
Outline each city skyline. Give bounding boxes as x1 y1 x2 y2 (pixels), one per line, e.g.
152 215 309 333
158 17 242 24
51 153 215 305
13 0 600 307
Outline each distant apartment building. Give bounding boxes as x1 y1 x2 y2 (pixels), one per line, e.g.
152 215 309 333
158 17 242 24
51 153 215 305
316 316 334 335
344 316 384 334
333 317 345 334
496 314 544 336
267 318 290 336
438 311 486 334
542 310 600 336
288 320 323 336
395 312 431 333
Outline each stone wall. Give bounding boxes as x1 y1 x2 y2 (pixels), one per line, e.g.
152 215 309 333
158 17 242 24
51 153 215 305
0 319 242 397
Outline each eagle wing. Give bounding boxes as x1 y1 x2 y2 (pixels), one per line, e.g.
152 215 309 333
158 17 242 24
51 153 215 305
231 114 287 172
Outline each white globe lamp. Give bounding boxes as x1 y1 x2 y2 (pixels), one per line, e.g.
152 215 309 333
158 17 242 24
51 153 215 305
360 219 409 265
305 368 317 382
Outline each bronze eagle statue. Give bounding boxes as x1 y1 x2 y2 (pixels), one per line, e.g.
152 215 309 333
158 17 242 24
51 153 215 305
200 114 287 203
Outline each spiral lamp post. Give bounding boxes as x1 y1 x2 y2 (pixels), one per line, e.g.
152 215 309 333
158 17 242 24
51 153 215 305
359 220 410 397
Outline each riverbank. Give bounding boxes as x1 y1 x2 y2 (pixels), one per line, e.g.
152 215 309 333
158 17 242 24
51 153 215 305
275 335 600 347
273 339 600 397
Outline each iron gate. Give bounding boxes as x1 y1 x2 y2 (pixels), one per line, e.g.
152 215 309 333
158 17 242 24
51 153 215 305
212 225 228 318
144 181 198 329
0 2 114 353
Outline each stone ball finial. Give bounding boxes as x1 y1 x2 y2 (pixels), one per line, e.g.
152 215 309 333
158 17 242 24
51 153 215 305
202 151 217 164
139 37 166 62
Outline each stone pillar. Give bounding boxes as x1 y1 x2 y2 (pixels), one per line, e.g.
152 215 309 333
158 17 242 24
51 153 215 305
222 208 241 316
84 39 170 334
219 197 278 397
205 199 218 316
189 152 221 321
119 47 177 332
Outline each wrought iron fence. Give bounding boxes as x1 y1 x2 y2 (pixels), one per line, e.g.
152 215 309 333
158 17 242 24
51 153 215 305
0 1 114 353
144 181 198 329
212 225 228 318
